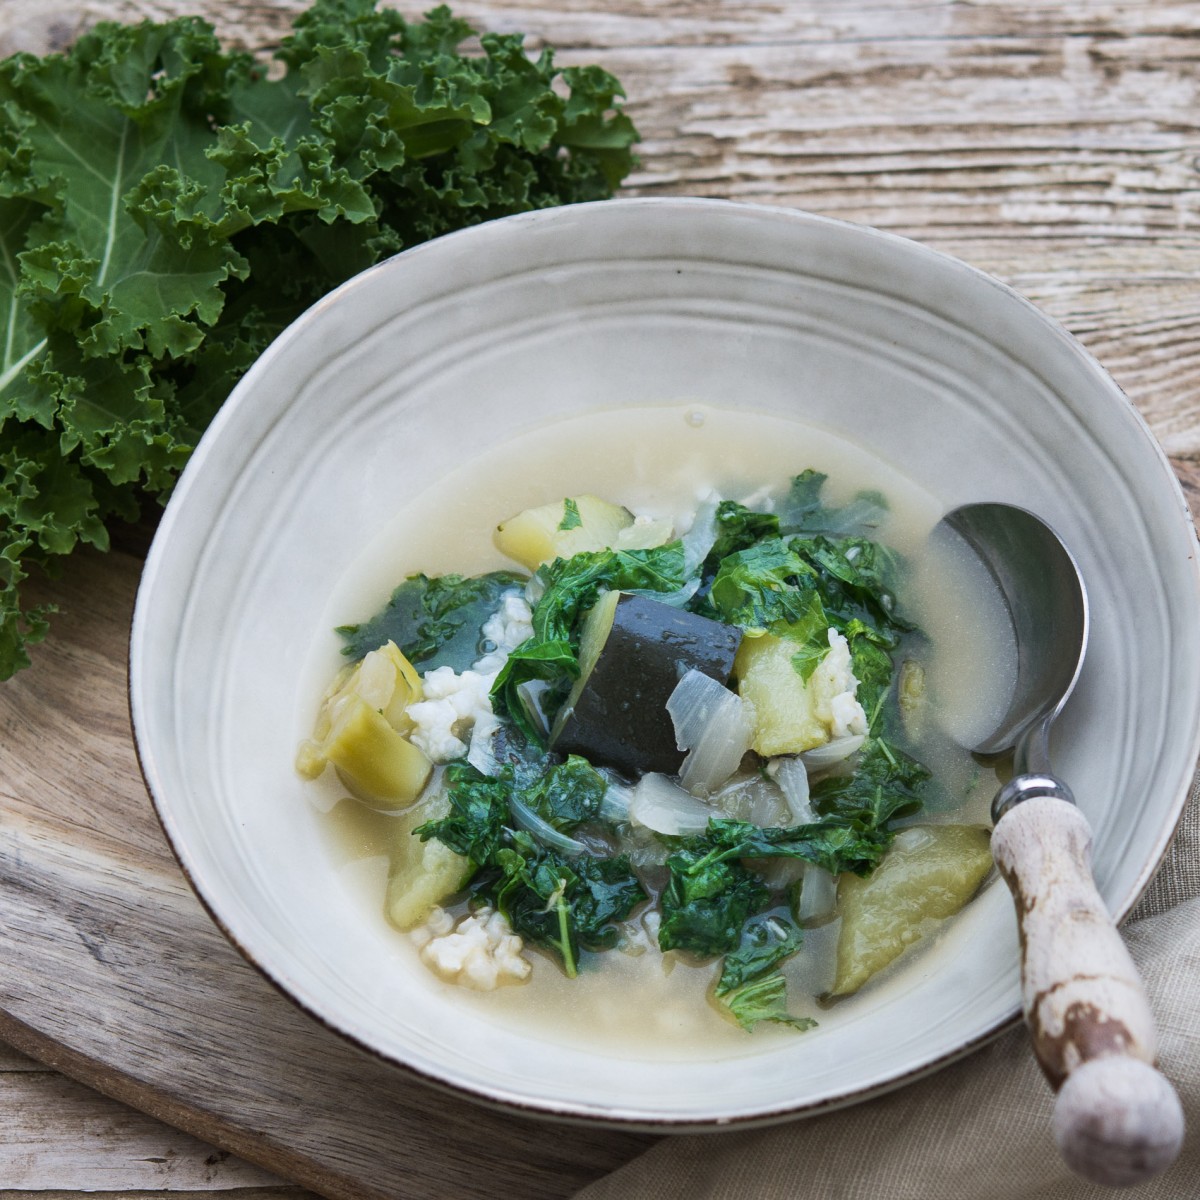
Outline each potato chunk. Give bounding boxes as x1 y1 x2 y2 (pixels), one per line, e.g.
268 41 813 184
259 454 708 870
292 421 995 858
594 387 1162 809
831 824 993 996
734 633 826 755
494 495 636 570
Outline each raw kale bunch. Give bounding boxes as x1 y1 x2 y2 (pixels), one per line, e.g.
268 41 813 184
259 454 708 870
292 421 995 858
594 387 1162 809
0 0 639 678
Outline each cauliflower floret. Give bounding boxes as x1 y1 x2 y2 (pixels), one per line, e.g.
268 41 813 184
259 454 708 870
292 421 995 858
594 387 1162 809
810 628 869 740
414 906 531 990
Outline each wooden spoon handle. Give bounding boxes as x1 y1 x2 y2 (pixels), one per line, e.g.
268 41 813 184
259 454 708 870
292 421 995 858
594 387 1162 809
991 794 1184 1187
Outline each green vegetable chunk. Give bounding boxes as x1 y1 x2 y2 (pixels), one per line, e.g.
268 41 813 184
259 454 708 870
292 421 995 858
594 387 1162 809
551 592 743 775
386 791 474 930
831 823 993 996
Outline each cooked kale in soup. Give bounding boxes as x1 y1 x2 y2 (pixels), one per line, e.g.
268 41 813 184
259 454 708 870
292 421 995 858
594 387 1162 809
297 407 1013 1042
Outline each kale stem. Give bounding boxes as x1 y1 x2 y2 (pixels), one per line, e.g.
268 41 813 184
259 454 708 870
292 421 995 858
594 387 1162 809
556 889 577 979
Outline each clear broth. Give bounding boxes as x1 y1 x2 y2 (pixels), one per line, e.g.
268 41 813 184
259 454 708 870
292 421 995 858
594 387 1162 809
303 404 1018 1057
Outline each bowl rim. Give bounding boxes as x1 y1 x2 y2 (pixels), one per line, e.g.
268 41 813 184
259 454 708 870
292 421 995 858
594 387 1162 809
129 195 1200 1130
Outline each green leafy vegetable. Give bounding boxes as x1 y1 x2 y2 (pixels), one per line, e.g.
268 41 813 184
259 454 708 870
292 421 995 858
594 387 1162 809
337 569 525 670
701 500 780 576
658 845 770 958
0 0 639 679
778 468 889 537
702 539 816 631
524 754 606 832
416 759 646 977
716 911 803 994
491 541 687 738
557 497 582 531
811 737 929 831
714 907 815 1033
718 972 817 1033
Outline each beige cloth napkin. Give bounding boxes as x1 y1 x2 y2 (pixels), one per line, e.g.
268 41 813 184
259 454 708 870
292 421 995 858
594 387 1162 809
577 774 1200 1199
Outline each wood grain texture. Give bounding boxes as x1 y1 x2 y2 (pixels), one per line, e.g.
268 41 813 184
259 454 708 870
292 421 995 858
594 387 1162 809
1 0 1198 1195
4 0 1193 456
0 543 653 1200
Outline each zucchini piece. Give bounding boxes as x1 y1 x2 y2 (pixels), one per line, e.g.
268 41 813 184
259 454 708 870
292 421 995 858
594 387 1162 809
324 695 433 809
296 641 432 808
831 824 993 996
385 790 474 930
494 495 635 570
734 633 827 755
550 593 742 775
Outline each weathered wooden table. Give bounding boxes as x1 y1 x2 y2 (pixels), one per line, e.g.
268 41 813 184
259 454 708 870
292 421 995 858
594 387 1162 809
2 1 1197 1195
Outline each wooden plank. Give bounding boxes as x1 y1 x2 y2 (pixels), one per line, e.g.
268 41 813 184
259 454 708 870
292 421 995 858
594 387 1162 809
0 542 653 1200
0 1071 301 1193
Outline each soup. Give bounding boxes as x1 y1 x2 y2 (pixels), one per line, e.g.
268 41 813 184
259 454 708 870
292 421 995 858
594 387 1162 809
295 405 1017 1055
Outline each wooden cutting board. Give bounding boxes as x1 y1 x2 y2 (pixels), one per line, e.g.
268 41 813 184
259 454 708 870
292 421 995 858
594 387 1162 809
0 537 655 1199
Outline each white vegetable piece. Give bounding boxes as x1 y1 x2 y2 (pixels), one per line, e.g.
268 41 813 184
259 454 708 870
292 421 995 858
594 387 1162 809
667 668 755 797
800 733 866 772
629 772 714 835
769 755 815 824
412 906 531 990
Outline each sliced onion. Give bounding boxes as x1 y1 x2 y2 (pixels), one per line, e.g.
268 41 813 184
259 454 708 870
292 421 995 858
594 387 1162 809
800 734 866 772
797 861 838 927
599 773 633 823
514 679 553 739
711 773 790 827
629 772 714 835
681 492 721 575
770 755 815 825
508 796 587 856
667 669 754 797
629 494 720 609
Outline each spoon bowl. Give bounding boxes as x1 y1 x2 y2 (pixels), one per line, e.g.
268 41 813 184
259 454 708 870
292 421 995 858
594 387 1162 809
938 503 1089 767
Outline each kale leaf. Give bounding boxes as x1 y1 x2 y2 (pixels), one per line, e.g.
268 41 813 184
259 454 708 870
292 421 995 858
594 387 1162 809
524 754 606 832
715 912 816 1033
702 539 817 631
778 468 890 538
491 541 687 738
489 839 645 977
716 911 803 994
719 973 818 1034
0 1 640 678
810 737 929 831
657 845 770 958
701 500 780 577
337 569 526 670
674 816 893 879
417 759 645 977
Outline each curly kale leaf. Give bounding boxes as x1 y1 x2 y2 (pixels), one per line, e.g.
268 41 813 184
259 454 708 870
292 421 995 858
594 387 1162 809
657 844 770 958
778 468 890 538
0 0 639 679
810 736 929 831
714 913 816 1033
337 569 526 670
416 760 645 977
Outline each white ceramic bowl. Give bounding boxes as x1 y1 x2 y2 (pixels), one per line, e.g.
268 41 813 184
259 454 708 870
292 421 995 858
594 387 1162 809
130 198 1200 1128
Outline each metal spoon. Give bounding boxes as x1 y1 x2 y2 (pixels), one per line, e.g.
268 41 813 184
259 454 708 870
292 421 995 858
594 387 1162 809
938 502 1183 1189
